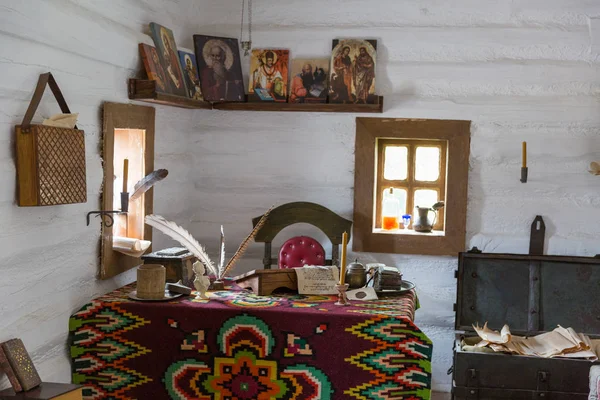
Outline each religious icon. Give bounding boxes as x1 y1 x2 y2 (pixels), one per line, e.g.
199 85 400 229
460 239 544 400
254 88 274 101
139 43 169 94
149 22 188 97
289 58 329 103
248 49 289 102
193 35 245 102
178 49 204 100
329 39 377 104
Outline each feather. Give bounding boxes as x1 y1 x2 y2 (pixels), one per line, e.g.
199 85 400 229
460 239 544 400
217 225 225 277
220 205 274 279
130 169 169 201
145 214 216 275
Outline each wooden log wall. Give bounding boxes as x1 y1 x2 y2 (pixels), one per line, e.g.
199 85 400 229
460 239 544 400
187 0 600 394
1 0 600 395
0 0 211 388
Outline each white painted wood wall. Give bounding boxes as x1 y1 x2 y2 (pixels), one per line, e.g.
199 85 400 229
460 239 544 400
0 0 211 390
1 0 599 395
189 0 600 393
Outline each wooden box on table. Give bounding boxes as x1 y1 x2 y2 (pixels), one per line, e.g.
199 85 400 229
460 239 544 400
451 249 600 399
234 269 298 295
141 247 196 287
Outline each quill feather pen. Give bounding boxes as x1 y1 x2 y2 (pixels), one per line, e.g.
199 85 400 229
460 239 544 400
130 169 168 202
219 205 274 279
217 225 225 277
145 215 216 275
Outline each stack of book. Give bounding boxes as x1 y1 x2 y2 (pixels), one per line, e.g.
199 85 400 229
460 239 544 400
0 339 41 392
367 264 403 291
0 339 82 399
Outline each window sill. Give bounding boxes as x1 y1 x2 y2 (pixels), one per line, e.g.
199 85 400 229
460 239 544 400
372 228 445 237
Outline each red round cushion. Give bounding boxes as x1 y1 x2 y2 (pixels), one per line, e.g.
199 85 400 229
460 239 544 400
278 236 326 269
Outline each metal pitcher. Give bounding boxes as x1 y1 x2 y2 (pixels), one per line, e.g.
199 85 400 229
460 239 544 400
413 201 444 233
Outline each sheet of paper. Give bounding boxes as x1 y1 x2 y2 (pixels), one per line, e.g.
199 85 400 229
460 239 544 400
294 266 339 295
473 323 512 345
42 113 79 129
112 236 151 257
472 322 598 360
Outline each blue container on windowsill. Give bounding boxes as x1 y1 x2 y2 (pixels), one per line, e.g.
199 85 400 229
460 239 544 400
402 214 411 230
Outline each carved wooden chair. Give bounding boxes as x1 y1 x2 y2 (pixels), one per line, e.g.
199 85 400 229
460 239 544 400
252 202 352 269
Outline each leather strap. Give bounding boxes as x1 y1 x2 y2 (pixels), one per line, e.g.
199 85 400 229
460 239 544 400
21 72 77 131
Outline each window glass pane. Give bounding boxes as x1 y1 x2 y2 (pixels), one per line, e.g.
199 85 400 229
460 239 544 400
383 146 408 180
414 189 438 209
415 146 440 181
382 187 407 217
113 128 146 239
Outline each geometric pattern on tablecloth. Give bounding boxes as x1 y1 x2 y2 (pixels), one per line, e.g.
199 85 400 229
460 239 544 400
181 331 209 353
70 284 430 399
347 298 417 320
280 364 333 400
210 291 284 308
69 301 151 400
166 318 210 353
164 314 333 400
218 314 276 357
207 292 347 309
286 294 334 303
283 333 314 358
164 359 211 400
345 316 432 400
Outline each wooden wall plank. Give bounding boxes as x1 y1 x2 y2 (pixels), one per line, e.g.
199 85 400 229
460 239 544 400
183 1 600 393
0 0 205 389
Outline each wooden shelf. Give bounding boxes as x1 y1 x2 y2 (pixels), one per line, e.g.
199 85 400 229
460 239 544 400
128 79 384 113
128 79 212 109
212 96 384 113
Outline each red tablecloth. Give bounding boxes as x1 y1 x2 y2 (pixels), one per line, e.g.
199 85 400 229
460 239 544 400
69 283 432 399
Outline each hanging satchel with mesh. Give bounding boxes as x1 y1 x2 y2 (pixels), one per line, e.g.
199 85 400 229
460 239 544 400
15 72 87 206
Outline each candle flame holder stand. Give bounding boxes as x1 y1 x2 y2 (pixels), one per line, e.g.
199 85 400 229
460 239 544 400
335 283 349 306
520 167 528 183
86 191 129 227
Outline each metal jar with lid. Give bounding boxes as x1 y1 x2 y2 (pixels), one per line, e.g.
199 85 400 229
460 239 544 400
345 258 367 289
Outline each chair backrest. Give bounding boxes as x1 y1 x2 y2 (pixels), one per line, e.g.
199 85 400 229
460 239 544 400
278 236 326 269
252 202 352 269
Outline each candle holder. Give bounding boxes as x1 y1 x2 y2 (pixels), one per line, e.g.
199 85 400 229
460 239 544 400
86 191 129 227
520 167 528 183
335 283 349 306
521 142 527 183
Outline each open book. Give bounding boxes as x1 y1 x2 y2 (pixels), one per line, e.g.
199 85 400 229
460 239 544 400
473 323 598 361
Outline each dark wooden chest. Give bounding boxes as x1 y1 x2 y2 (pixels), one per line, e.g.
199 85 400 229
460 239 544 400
451 249 600 399
141 247 196 287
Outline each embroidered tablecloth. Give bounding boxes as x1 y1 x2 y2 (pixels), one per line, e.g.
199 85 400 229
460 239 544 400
69 283 432 399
